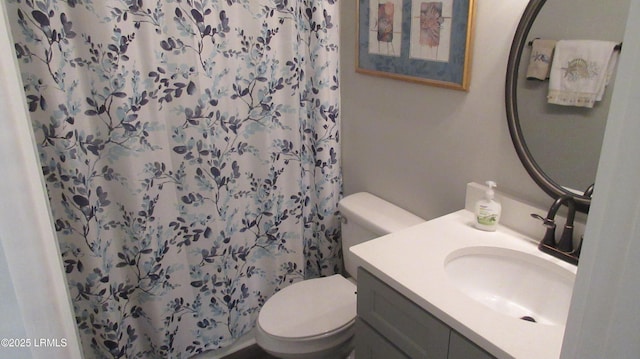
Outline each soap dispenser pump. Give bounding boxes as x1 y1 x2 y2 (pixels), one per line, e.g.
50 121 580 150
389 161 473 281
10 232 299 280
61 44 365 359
475 181 502 231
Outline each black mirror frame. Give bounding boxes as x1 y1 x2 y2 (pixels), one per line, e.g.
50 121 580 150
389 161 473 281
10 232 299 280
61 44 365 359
505 0 591 213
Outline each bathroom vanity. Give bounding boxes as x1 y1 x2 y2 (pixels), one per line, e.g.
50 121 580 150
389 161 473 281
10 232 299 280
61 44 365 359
350 183 579 359
356 268 493 359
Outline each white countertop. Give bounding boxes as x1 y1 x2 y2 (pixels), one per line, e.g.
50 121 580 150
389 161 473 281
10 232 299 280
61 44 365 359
350 209 578 359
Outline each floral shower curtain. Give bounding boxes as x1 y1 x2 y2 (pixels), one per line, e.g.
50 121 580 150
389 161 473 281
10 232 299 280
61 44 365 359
7 0 340 358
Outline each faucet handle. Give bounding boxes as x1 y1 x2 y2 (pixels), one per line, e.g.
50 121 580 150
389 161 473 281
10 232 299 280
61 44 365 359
531 213 557 248
583 184 595 198
572 236 583 257
530 213 555 228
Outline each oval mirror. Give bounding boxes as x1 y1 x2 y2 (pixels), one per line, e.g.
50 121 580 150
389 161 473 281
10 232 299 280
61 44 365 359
506 0 628 213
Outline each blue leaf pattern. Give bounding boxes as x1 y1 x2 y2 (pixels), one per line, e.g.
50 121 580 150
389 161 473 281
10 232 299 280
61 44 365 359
7 0 341 357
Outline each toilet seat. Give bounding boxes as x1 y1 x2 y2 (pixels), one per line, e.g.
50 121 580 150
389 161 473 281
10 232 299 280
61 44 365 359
258 274 357 339
255 275 357 358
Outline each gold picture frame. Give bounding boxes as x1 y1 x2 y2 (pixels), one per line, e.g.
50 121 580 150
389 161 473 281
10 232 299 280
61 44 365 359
356 0 476 91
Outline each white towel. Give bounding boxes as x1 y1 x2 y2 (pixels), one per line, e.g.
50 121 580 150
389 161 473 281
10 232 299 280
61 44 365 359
526 39 556 80
547 40 619 108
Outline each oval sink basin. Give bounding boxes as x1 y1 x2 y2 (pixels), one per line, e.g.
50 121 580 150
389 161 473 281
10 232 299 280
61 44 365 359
445 246 575 326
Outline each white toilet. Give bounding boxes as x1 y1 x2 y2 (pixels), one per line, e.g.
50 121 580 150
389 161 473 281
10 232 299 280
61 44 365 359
255 192 424 358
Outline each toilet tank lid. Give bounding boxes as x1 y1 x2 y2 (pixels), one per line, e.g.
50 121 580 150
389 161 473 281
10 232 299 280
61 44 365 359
338 192 425 235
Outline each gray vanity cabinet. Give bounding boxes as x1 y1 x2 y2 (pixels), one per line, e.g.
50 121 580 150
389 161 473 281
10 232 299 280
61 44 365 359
356 268 495 359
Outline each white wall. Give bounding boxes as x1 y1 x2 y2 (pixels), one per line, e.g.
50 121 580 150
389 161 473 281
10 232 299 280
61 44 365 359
561 0 640 357
0 244 31 359
0 3 83 358
340 0 548 221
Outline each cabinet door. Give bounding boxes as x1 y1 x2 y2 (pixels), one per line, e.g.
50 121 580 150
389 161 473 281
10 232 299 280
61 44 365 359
448 331 495 359
355 319 410 359
358 268 450 359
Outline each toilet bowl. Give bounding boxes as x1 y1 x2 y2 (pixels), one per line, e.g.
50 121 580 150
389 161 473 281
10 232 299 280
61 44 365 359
255 193 424 359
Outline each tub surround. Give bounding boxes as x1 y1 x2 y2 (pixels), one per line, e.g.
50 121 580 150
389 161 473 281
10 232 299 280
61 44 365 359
350 183 578 359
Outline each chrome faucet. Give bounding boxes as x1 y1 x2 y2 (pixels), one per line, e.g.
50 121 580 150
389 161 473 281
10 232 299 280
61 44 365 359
531 194 578 264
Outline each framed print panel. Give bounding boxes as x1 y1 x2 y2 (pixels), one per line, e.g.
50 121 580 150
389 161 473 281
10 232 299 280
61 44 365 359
356 0 476 91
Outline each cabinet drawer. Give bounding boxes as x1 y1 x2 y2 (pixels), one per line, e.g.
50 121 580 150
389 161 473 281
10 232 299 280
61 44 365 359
355 319 410 359
449 331 495 359
357 268 450 359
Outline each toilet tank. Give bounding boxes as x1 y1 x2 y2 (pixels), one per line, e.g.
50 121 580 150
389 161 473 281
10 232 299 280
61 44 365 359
339 192 424 279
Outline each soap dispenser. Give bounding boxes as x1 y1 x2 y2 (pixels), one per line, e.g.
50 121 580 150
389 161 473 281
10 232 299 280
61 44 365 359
475 181 502 231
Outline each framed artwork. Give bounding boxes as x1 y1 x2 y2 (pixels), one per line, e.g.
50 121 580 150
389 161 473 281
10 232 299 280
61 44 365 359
356 0 476 91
